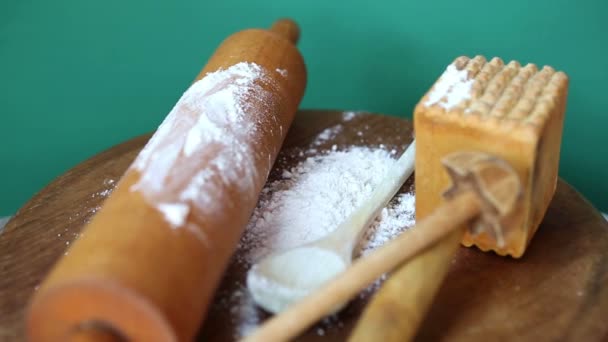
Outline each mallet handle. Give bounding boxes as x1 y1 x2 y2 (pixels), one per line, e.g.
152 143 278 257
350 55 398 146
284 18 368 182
243 190 480 342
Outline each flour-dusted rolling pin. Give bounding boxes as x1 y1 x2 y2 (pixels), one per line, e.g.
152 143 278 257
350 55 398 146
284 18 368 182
350 56 569 341
27 19 306 342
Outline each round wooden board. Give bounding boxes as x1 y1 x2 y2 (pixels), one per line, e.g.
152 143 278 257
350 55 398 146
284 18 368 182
1 110 607 341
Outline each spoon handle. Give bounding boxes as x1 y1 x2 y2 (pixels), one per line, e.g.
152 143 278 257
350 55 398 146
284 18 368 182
243 188 481 342
324 140 416 254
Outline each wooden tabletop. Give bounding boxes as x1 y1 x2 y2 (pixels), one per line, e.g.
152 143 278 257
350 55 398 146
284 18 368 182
1 110 607 341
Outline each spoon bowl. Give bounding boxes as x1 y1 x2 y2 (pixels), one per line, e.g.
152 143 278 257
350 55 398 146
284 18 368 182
247 246 348 314
246 141 416 314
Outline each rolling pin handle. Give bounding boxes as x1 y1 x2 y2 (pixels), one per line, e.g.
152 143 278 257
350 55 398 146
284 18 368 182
269 19 300 44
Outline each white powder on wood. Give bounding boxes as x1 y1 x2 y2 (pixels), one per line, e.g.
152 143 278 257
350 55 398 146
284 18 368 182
342 111 361 121
275 68 288 78
425 64 474 110
62 177 117 257
183 110 416 338
224 143 415 338
130 62 277 231
312 125 343 146
238 146 415 264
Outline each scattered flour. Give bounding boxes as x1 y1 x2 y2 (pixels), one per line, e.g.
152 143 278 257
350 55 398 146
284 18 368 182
87 178 116 217
275 68 288 78
359 192 415 254
238 147 415 263
312 125 343 146
425 64 474 110
342 111 361 121
61 178 116 257
224 143 416 338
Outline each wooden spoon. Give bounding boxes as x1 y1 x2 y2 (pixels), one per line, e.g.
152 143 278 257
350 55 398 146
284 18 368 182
246 140 416 314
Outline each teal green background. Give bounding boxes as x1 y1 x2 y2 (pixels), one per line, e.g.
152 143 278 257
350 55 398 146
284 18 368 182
1 0 606 216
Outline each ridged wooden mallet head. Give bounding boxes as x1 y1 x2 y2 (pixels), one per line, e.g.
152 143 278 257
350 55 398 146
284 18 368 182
414 55 569 257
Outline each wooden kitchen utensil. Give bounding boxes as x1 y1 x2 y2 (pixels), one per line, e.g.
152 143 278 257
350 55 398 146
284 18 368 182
0 111 606 341
25 19 306 342
243 150 523 342
350 56 569 341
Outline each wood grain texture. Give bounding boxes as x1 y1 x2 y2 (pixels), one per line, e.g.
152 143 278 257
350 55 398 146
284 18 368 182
1 110 607 341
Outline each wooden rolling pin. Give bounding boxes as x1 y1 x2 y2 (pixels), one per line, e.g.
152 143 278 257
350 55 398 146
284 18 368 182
26 19 306 342
350 56 568 341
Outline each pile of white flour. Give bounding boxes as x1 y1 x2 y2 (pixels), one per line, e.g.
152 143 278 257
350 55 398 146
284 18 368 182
199 110 418 338
223 142 416 338
238 145 416 264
